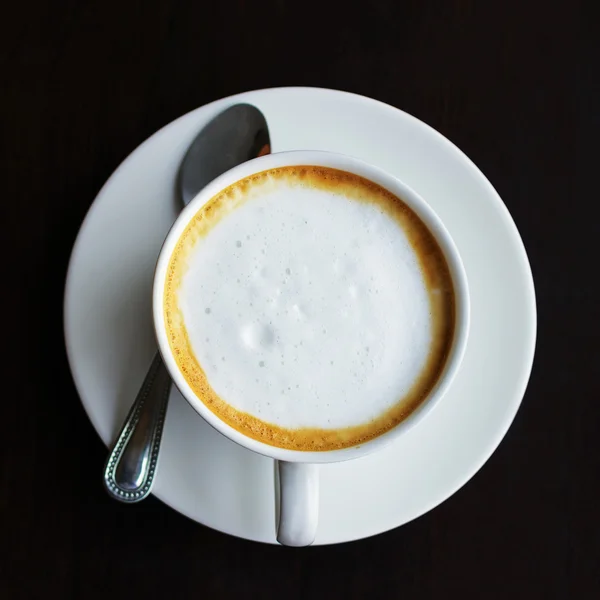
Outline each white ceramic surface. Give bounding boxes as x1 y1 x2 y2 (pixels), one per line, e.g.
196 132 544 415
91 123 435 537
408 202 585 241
64 87 536 545
154 150 470 463
154 149 471 546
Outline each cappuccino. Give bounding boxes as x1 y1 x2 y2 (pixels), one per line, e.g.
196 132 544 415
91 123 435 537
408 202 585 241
164 166 455 451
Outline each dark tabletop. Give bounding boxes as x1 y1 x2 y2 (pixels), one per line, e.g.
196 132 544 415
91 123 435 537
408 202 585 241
2 1 595 598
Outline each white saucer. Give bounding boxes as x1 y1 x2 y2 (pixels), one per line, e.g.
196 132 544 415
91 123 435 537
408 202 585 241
64 87 536 545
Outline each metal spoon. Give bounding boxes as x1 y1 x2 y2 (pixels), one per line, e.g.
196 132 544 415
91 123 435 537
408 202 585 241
103 104 270 502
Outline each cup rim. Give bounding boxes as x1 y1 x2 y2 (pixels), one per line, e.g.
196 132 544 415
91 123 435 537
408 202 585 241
153 150 470 464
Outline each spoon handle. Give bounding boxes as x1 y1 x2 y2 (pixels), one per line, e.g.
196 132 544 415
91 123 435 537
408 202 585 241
103 353 171 502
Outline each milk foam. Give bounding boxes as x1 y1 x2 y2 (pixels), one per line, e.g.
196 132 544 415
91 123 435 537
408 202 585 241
176 177 433 431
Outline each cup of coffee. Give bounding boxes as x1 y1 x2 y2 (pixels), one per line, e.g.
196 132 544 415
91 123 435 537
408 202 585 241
153 151 469 546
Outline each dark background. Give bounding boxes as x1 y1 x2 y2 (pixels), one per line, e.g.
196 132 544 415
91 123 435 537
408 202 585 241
2 0 595 598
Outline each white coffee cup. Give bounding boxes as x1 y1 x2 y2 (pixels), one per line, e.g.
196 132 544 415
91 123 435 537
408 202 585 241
153 150 470 546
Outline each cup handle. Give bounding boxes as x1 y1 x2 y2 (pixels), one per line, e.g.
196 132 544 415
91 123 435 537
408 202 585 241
276 461 319 547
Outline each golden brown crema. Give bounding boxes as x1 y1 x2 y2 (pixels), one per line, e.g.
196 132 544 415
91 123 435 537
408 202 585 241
164 166 455 451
